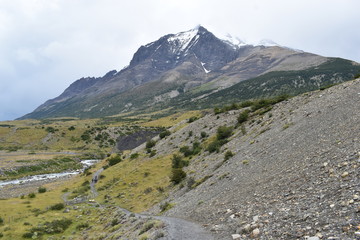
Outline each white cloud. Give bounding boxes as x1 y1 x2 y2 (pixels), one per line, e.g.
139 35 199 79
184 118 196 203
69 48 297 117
0 0 360 120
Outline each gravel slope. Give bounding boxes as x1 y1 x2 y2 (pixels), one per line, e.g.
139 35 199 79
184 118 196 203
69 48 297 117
148 79 360 240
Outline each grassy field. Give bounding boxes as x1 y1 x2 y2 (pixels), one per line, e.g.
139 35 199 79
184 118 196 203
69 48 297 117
0 110 198 238
96 153 173 212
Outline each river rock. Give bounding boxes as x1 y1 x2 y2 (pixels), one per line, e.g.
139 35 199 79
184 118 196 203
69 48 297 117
231 234 241 239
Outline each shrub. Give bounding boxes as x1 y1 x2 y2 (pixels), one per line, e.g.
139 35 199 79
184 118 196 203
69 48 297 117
149 150 156 157
0 217 3 225
49 203 65 211
159 130 171 139
130 153 139 159
146 140 156 149
237 110 249 124
38 187 47 193
107 154 122 166
45 126 56 133
76 223 89 230
111 219 119 226
139 221 155 235
200 131 207 138
224 151 234 161
170 168 186 184
171 154 188 168
28 193 36 198
159 201 172 212
216 126 233 140
188 116 198 123
206 139 227 153
0 232 3 238
23 219 72 237
179 146 192 157
68 126 75 131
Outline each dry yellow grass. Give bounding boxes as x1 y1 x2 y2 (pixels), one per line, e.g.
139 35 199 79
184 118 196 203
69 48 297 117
96 154 173 212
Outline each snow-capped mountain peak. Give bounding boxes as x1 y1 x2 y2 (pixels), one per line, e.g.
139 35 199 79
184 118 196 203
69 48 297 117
167 26 200 54
257 39 279 47
219 33 247 49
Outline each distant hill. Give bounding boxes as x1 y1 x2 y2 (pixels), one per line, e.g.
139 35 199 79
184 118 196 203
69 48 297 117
19 26 360 119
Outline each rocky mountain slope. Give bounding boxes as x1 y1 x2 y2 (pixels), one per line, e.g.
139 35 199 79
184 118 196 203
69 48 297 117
125 79 360 239
20 26 360 119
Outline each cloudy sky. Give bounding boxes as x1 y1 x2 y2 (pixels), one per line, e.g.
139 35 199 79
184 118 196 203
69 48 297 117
1 0 359 121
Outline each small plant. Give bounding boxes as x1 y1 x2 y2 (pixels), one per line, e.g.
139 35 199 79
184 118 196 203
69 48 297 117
149 150 156 157
0 232 3 238
0 217 3 225
171 154 188 168
28 193 36 198
49 203 65 211
146 139 156 149
107 154 122 166
130 153 139 159
156 186 164 193
217 125 233 140
200 131 207 138
238 110 250 124
170 168 186 184
242 160 249 165
111 219 119 226
76 223 89 230
159 130 171 139
224 150 234 161
188 116 198 123
159 201 173 212
139 221 155 235
38 187 47 193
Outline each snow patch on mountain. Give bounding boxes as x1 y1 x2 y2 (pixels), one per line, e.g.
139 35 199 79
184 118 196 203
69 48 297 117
167 27 199 54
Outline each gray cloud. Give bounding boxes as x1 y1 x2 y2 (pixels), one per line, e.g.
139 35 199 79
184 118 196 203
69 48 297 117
1 0 359 120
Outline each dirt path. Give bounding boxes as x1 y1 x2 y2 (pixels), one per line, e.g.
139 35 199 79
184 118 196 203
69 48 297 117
87 169 214 240
89 168 103 198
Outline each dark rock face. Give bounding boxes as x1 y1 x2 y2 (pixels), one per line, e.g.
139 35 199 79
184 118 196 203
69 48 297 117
116 130 160 151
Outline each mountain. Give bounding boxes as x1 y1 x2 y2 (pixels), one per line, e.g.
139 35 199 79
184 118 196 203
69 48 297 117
20 26 360 119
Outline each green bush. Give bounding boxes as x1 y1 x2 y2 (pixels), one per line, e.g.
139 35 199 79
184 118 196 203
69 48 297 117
130 153 139 159
49 203 65 211
139 221 155 235
38 187 47 193
170 168 187 184
237 110 249 124
159 202 172 212
149 150 156 157
28 193 36 198
188 116 198 123
224 151 234 160
216 126 233 140
146 140 156 149
23 218 72 237
171 154 188 168
200 131 208 138
107 154 122 166
159 130 171 139
76 223 89 230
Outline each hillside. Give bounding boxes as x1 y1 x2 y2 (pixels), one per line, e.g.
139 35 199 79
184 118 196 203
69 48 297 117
131 78 359 239
19 26 360 120
0 79 359 239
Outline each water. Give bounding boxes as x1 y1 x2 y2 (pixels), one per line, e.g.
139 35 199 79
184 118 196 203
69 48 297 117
0 159 99 187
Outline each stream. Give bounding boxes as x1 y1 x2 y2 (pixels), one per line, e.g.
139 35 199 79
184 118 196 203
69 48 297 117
0 159 99 187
